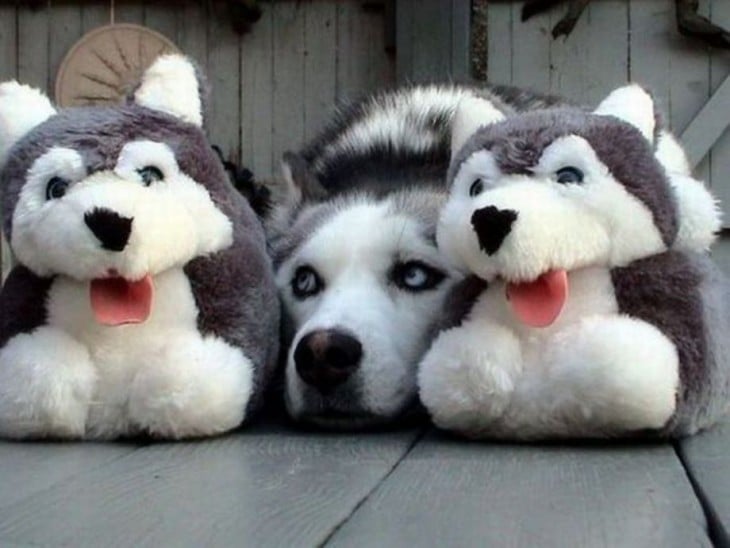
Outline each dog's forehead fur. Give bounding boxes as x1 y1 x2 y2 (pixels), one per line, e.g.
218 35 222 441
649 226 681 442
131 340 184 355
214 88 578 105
272 189 445 269
0 103 230 236
450 108 679 246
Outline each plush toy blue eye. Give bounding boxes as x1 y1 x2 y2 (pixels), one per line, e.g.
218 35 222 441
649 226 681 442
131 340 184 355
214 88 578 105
292 265 323 299
137 166 164 186
45 176 70 200
556 166 584 184
469 179 484 197
391 260 445 292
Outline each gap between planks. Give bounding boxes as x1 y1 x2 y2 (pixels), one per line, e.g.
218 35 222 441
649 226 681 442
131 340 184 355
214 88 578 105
673 441 730 548
318 427 428 547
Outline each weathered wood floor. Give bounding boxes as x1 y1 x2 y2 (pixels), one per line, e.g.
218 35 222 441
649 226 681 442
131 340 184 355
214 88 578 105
0 411 727 547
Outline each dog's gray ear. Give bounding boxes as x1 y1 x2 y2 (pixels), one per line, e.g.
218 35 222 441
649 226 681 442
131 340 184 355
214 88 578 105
280 151 328 203
262 151 328 237
451 96 506 159
134 54 205 127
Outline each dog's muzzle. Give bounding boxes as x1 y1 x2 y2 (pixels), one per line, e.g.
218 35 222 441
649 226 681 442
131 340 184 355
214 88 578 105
294 328 363 393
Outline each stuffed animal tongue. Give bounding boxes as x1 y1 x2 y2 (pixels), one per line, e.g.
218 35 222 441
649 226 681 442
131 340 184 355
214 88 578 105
506 269 568 328
90 275 154 326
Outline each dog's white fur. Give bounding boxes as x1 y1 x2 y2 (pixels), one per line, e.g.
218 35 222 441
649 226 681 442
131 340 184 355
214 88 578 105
279 197 459 419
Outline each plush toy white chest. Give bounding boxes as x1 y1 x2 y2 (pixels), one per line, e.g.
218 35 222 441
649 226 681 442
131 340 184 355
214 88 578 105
47 268 199 362
473 266 618 343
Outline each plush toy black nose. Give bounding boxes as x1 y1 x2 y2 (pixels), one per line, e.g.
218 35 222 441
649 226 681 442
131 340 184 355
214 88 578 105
471 206 518 256
84 208 133 252
294 329 363 393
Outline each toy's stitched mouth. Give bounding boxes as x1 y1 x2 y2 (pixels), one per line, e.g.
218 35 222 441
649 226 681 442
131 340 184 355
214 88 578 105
505 269 568 328
89 274 154 326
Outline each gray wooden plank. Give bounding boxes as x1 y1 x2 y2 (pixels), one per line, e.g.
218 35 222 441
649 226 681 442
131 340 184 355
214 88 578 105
272 1 305 169
303 0 336 135
411 0 452 83
240 2 274 178
337 1 394 101
206 3 241 163
1 234 11 283
0 442 138 511
176 1 207 68
629 0 710 184
681 72 730 168
678 421 730 546
0 425 421 547
360 3 395 93
0 5 16 82
327 432 711 547
81 2 109 33
143 1 178 44
581 0 629 105
486 3 512 85
17 3 49 92
48 4 83 101
303 1 337 141
548 1 628 105
451 0 470 82
708 0 730 228
110 1 143 26
712 235 730 275
510 2 550 92
395 0 414 84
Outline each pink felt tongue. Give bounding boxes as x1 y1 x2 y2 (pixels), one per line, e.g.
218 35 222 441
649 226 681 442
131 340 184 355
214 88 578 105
506 270 568 328
90 275 154 326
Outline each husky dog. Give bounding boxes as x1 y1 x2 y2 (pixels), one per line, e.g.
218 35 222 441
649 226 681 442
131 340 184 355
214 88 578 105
418 85 728 439
264 85 574 428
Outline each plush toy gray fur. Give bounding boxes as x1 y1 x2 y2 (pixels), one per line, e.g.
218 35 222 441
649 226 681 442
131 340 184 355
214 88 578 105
418 85 730 439
0 54 279 440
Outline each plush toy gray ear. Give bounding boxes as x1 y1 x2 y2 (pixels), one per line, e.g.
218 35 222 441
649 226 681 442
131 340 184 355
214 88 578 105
594 84 656 141
451 95 506 158
0 81 57 166
134 54 205 127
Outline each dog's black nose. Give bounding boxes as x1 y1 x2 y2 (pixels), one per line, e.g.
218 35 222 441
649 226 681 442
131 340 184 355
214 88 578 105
294 329 363 392
471 206 518 256
84 208 133 252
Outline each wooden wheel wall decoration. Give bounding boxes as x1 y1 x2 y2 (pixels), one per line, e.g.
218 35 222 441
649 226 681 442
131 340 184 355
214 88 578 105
55 24 181 108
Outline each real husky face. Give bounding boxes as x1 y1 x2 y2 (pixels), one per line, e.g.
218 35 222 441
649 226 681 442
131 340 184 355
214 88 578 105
265 86 523 427
274 189 459 426
266 84 571 428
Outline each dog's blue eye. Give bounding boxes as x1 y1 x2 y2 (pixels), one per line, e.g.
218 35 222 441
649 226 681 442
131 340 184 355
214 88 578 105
392 261 445 292
469 179 484 197
137 166 164 186
556 166 584 184
292 266 323 299
45 176 70 200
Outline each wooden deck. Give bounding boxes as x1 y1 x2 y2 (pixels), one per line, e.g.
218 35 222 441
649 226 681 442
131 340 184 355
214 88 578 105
0 411 727 547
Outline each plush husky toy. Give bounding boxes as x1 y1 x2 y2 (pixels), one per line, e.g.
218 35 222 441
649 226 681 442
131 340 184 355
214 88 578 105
0 55 279 440
418 85 730 439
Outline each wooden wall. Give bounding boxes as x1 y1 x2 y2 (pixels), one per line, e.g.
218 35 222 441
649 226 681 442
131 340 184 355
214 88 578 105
0 0 395 180
480 0 729 216
397 0 730 270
